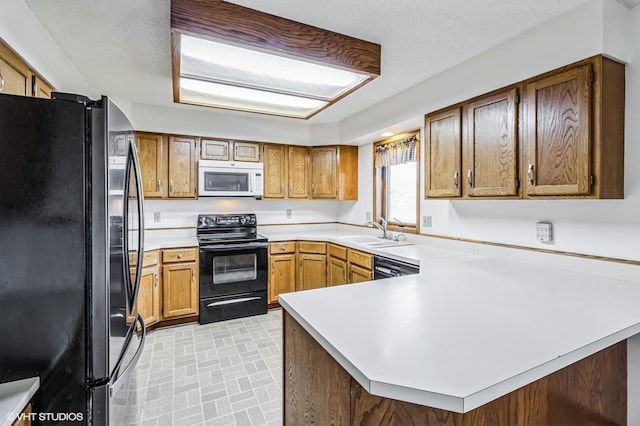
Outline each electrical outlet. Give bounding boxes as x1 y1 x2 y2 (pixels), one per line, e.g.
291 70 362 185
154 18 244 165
153 212 161 223
365 211 372 221
422 216 432 227
285 209 292 219
536 222 553 242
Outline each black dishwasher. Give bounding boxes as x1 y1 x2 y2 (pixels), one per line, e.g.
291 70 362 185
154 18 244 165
373 256 419 279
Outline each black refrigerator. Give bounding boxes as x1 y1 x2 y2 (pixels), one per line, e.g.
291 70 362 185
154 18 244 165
0 92 146 424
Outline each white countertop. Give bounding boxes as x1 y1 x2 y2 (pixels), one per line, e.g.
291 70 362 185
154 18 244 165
0 377 39 426
279 252 640 413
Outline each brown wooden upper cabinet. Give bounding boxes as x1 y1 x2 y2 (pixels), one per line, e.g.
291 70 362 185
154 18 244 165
522 56 624 198
310 145 358 200
288 145 310 199
263 143 288 199
136 132 198 199
425 55 624 200
201 139 261 162
424 107 462 198
463 87 519 197
0 40 54 98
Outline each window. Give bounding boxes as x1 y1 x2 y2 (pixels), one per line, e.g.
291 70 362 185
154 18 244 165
373 131 420 234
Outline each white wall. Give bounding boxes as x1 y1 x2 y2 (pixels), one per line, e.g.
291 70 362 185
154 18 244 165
339 0 640 262
144 198 339 229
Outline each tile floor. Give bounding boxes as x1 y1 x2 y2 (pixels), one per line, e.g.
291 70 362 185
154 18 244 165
116 309 283 426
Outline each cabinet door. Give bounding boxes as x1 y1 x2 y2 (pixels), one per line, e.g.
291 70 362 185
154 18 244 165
32 75 53 99
269 253 296 304
263 144 287 198
311 147 337 199
136 133 166 198
162 262 198 318
137 266 160 327
234 141 261 162
464 88 519 197
328 257 347 286
0 45 31 97
523 64 592 196
349 264 373 284
168 136 197 198
298 254 327 291
424 107 462 198
201 138 230 160
288 145 310 199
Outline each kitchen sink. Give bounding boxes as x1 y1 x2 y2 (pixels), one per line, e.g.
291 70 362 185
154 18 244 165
338 235 413 248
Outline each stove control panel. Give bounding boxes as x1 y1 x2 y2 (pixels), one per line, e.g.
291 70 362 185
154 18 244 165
198 214 257 229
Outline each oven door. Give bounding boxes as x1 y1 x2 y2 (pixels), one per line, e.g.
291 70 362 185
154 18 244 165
199 242 268 298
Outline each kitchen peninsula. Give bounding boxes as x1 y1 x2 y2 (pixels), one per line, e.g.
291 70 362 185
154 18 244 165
280 252 640 425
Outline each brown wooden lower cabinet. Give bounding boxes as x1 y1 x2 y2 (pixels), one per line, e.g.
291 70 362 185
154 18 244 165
283 310 627 425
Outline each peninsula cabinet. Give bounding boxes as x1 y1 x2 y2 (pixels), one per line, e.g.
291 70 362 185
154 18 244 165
161 247 198 319
310 145 358 200
136 132 198 199
297 241 327 291
463 87 520 197
201 138 261 162
268 242 297 304
424 107 462 198
284 311 627 426
522 55 625 198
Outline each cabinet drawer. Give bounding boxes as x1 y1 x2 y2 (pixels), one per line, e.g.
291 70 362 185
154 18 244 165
328 244 347 260
348 249 372 269
298 241 326 254
270 242 296 254
128 250 159 267
162 247 197 263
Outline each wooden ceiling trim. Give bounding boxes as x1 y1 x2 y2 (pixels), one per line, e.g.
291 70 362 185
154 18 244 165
171 0 381 77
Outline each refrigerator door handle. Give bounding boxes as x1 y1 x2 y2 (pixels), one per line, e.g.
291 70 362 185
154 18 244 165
110 313 146 397
122 141 145 310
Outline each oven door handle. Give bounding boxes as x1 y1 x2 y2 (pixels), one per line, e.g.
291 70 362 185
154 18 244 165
199 242 268 251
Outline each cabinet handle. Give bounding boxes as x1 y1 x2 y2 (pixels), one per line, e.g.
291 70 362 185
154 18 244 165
289 183 293 194
177 253 182 259
0 70 4 92
467 170 473 188
235 146 239 159
280 245 286 251
311 183 315 195
453 171 459 189
169 179 174 192
281 183 284 194
154 273 158 287
527 164 534 185
271 262 274 271
192 270 195 282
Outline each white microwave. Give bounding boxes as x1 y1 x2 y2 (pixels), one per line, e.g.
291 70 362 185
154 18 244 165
198 159 263 197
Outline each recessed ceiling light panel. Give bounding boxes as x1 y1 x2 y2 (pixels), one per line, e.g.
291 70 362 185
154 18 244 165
171 0 381 119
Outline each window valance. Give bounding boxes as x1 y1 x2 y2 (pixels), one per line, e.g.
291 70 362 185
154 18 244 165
374 135 417 168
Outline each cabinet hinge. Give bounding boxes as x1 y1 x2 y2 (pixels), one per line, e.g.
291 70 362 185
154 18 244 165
590 71 595 83
590 175 595 186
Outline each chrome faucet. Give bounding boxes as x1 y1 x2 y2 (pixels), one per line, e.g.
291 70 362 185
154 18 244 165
364 218 388 239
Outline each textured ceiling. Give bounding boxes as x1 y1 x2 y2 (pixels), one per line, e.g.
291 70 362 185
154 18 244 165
24 0 591 124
